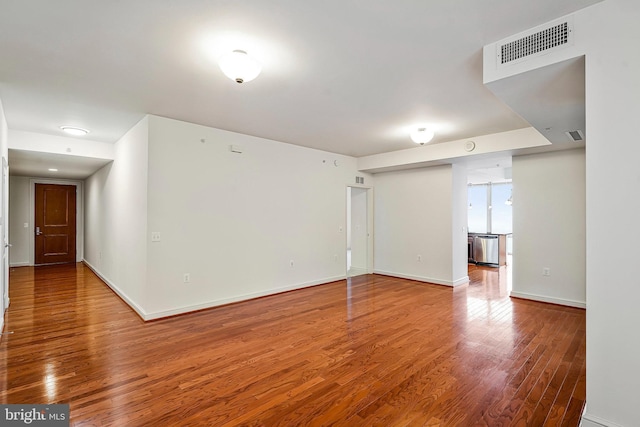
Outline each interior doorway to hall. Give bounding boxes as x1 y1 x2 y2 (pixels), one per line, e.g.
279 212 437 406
467 158 513 292
346 186 369 277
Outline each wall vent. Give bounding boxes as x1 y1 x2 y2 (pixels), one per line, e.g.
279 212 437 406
565 130 584 142
498 17 574 67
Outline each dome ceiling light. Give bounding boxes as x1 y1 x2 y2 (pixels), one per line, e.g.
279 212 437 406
60 126 89 136
218 50 262 84
410 127 435 145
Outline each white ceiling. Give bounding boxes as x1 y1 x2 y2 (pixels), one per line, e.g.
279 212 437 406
8 150 112 180
464 156 512 184
0 0 599 163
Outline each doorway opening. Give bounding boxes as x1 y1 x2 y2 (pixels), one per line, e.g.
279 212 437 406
26 179 83 267
466 158 513 292
346 186 371 277
34 183 77 265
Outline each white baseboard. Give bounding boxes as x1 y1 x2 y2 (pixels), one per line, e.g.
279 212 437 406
83 259 347 322
82 260 148 320
509 291 586 309
9 262 30 268
374 270 468 288
143 275 347 320
452 275 470 286
581 412 622 427
348 267 368 277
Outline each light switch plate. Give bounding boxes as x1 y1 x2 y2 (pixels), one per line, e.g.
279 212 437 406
151 232 161 242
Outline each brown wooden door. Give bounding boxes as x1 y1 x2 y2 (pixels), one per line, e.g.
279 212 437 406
35 184 77 265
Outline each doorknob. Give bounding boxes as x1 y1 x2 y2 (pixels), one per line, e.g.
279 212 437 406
35 227 42 236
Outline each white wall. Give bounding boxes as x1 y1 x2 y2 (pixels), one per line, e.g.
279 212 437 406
579 1 640 425
451 164 469 283
358 127 550 173
483 2 640 424
350 187 368 273
374 165 466 286
8 129 114 160
8 176 29 266
511 149 585 308
84 116 149 316
346 187 352 250
143 115 368 317
10 178 85 266
0 97 7 330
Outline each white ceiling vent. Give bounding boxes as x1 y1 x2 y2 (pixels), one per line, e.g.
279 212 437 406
565 130 584 142
497 17 574 67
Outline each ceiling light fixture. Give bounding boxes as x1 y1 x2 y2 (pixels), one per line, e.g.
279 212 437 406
48 168 58 172
218 50 262 84
410 127 435 145
60 126 89 136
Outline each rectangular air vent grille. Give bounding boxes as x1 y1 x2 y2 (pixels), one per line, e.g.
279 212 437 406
500 21 571 65
565 130 584 142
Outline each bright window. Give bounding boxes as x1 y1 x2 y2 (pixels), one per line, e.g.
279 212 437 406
491 183 512 234
468 183 512 234
468 185 488 233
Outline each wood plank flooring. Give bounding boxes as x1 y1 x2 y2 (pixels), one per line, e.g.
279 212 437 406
0 263 585 426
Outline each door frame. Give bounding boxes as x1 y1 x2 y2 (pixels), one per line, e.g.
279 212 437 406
29 178 83 265
1 158 7 321
346 184 374 276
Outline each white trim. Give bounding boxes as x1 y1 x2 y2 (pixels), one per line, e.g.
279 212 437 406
345 184 375 276
84 258 346 322
0 317 4 337
510 291 586 309
452 275 470 286
142 275 347 321
581 412 622 427
1 157 6 319
374 270 469 287
9 262 30 268
82 260 147 320
29 178 84 265
348 267 368 277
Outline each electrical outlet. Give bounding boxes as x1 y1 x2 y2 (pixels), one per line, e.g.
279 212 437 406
543 267 551 276
151 232 161 242
183 273 190 283
417 255 422 262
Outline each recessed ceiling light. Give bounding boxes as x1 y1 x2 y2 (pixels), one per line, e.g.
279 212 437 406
48 168 58 172
60 126 89 136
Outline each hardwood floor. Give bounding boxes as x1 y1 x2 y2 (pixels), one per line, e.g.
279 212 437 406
0 263 585 426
